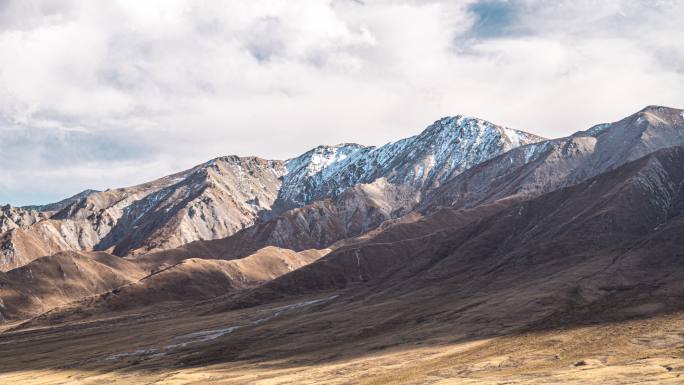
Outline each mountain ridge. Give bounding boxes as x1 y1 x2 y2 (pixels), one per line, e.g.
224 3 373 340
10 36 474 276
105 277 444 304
421 105 684 212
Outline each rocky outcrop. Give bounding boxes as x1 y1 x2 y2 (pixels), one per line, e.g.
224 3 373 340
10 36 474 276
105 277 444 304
0 205 46 233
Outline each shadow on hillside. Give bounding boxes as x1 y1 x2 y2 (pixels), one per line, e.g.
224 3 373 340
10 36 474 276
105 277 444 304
1 275 684 379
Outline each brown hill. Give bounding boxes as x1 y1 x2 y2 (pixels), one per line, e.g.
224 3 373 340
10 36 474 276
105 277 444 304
14 246 328 325
90 247 329 313
0 251 145 322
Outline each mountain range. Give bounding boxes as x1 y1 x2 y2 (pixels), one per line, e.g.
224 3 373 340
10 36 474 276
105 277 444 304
0 115 542 271
1 105 684 384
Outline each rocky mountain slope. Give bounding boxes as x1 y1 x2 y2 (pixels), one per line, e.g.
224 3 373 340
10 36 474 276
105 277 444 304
0 115 541 271
0 205 46 233
22 189 100 213
423 105 684 211
0 157 286 270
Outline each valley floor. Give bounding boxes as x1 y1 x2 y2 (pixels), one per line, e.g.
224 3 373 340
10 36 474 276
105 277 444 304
1 296 684 385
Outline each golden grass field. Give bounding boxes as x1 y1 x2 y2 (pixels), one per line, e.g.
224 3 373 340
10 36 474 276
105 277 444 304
1 295 683 385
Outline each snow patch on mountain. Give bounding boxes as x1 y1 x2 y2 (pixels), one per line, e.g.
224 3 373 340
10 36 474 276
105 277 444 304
586 123 610 136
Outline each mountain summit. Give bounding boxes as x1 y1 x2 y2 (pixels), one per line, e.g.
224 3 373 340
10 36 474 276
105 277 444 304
277 115 544 211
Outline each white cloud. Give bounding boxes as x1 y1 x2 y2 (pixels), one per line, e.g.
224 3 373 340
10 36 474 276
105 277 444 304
0 0 683 205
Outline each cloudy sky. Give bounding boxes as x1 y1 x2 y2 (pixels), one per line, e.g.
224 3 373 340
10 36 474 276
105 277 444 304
1 0 683 205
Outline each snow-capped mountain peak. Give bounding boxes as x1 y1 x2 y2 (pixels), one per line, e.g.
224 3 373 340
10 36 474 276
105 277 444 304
275 114 545 211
